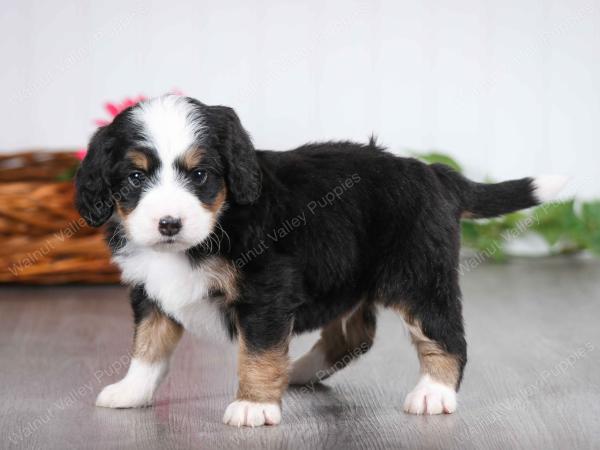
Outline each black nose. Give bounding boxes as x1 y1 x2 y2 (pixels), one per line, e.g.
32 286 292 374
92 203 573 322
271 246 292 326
158 216 182 236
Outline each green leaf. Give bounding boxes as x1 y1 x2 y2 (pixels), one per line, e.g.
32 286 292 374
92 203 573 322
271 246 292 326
417 152 463 173
461 220 509 263
56 164 79 181
531 200 582 249
580 201 600 255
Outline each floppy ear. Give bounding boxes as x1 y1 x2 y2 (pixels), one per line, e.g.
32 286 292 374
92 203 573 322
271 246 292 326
211 106 261 204
75 126 114 227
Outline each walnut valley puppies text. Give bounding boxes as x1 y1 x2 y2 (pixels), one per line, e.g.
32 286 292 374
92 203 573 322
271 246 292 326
234 173 361 269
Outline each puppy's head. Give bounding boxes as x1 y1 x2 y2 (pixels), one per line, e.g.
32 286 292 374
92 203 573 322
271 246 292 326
75 95 261 251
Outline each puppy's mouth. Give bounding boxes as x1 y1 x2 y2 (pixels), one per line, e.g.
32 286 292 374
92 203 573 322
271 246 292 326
151 237 190 252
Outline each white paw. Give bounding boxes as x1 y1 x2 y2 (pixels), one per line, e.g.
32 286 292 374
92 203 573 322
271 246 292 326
222 400 281 427
95 380 153 408
403 375 457 415
289 347 328 385
95 358 166 409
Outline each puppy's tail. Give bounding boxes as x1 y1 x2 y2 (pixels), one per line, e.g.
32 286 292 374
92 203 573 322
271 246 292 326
431 164 569 219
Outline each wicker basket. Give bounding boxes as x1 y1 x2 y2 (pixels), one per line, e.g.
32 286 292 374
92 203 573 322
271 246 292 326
0 151 120 284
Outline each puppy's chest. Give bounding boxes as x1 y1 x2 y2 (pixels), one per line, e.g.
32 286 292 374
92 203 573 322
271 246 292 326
114 249 236 340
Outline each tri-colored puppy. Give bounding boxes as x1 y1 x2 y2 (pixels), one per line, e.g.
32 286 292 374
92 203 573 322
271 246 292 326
75 95 566 426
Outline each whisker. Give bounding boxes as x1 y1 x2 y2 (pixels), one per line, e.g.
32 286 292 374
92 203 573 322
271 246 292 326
216 222 231 252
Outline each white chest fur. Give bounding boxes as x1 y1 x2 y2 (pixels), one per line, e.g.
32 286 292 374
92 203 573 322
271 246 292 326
113 247 235 342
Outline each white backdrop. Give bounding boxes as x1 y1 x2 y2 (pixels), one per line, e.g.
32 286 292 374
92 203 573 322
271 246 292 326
2 0 599 197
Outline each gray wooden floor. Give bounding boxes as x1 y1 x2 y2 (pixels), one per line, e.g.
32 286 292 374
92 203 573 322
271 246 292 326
1 258 599 450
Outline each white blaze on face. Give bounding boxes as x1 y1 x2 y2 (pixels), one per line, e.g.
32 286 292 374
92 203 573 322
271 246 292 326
125 95 214 249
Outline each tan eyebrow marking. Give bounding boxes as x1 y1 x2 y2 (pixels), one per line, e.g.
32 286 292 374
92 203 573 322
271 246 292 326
182 147 206 171
126 149 150 171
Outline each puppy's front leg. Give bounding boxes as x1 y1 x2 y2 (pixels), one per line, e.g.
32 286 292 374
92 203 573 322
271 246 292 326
223 322 290 427
96 292 183 408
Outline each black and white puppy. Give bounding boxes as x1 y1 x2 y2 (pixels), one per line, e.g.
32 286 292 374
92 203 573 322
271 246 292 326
75 94 566 426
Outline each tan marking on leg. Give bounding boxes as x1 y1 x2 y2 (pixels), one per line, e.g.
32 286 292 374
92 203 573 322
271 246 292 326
396 306 460 388
133 308 183 363
312 303 376 378
237 336 290 404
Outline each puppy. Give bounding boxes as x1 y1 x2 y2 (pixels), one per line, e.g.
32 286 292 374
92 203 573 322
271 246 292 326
75 94 566 426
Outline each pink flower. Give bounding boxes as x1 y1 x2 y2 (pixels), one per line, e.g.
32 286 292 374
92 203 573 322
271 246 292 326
79 95 147 159
95 95 147 126
75 148 88 161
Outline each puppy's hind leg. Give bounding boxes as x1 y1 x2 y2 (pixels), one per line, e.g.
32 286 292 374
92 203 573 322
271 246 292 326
96 290 183 408
289 303 376 385
396 291 467 415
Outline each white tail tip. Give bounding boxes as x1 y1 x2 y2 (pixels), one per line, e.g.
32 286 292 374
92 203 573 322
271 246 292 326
533 175 569 202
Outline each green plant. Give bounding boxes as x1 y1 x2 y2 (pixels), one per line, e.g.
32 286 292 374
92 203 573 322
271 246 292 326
417 152 600 261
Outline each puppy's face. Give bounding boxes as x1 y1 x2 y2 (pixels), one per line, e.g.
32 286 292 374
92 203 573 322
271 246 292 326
113 98 227 251
75 95 261 251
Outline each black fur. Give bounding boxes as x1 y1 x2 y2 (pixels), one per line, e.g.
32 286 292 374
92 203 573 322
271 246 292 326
218 142 473 381
197 102 262 205
75 108 150 226
130 285 155 326
431 163 537 218
75 126 116 226
78 96 544 391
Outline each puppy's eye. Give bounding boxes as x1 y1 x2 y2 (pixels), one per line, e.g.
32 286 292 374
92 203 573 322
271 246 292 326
128 171 146 186
191 169 208 185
